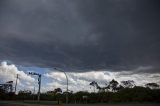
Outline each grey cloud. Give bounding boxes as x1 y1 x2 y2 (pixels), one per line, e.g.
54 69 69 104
44 70 160 92
0 0 160 72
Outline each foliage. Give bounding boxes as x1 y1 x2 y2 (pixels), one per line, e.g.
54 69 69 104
108 79 119 92
145 83 160 89
0 81 160 103
121 80 135 88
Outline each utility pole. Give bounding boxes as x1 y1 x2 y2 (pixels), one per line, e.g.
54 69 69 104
15 74 19 94
29 72 41 102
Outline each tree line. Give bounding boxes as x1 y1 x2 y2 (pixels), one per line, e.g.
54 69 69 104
0 79 160 103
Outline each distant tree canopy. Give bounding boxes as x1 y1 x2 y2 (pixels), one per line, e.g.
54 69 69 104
54 88 62 94
1 79 160 103
0 87 5 93
18 90 32 95
121 80 135 88
108 79 119 92
47 88 62 95
89 80 160 93
89 81 99 92
89 79 126 92
0 81 14 93
145 83 159 89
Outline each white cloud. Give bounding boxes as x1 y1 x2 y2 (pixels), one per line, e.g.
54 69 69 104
44 67 160 92
0 61 35 93
1 62 159 93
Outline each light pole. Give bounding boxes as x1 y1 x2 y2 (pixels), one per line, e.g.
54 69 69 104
29 72 41 102
54 68 68 104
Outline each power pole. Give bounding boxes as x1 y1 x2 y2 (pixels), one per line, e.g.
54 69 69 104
15 74 19 94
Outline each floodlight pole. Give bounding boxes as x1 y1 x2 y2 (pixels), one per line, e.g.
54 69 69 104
54 68 68 104
29 72 41 102
38 74 41 101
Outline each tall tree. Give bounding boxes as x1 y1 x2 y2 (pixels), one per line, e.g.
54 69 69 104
89 81 99 92
108 79 119 92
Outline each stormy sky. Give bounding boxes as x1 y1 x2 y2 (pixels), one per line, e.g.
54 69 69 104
0 0 160 72
0 0 160 92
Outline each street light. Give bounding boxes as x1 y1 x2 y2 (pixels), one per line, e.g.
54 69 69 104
29 72 41 102
54 67 68 104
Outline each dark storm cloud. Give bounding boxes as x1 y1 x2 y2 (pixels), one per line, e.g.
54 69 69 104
0 0 160 72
